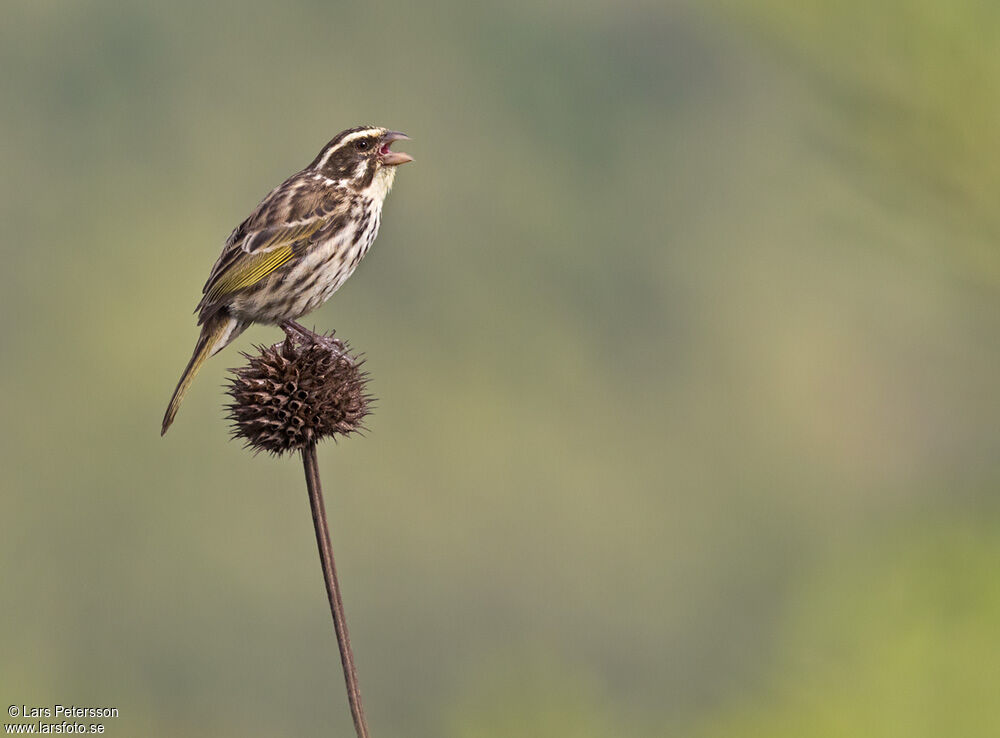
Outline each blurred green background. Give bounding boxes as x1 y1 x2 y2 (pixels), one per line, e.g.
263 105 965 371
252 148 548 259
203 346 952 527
2 1 998 736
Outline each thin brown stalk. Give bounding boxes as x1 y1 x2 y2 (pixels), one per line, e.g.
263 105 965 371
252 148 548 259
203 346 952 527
301 442 371 738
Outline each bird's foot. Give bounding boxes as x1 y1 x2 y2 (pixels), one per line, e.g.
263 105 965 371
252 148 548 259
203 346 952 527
280 320 351 361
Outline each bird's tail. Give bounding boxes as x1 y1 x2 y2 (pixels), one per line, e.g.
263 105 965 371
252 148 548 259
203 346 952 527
161 314 243 435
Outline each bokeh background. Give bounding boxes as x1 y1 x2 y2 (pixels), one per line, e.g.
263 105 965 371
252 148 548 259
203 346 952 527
2 1 999 736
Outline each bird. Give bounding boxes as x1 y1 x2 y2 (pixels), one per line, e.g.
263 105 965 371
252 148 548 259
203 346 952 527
161 125 413 435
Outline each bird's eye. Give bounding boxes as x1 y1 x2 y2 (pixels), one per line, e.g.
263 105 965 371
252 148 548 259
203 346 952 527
355 139 371 151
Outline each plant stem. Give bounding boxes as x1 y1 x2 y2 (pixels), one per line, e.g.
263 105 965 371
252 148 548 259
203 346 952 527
301 442 371 738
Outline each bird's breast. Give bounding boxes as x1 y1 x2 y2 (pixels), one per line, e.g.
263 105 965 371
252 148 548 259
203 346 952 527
233 199 382 324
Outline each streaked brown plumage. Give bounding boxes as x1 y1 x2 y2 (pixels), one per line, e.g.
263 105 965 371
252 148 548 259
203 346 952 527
161 126 412 435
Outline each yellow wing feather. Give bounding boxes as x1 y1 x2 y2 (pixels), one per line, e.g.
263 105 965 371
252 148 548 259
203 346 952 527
203 219 325 302
205 245 295 301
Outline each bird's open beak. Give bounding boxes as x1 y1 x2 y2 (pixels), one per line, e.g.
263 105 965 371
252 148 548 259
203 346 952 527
379 131 413 166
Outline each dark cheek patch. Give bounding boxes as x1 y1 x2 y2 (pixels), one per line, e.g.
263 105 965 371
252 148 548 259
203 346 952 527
356 160 376 189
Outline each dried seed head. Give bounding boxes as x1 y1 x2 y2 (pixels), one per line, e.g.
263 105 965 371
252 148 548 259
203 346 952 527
226 332 372 455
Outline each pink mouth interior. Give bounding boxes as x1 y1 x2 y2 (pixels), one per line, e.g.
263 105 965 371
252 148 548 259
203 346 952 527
379 142 392 155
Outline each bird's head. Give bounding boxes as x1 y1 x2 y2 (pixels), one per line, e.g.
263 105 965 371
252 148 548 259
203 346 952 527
309 126 413 196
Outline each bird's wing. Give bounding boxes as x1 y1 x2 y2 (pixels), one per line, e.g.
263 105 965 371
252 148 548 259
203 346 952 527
198 178 344 313
201 218 323 303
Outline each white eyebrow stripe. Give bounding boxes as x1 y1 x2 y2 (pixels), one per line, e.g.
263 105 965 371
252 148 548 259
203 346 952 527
315 128 383 169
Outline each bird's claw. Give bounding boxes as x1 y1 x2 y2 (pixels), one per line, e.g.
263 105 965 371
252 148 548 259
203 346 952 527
280 320 352 363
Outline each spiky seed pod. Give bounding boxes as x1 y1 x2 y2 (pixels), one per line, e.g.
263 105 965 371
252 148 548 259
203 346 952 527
226 332 371 455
